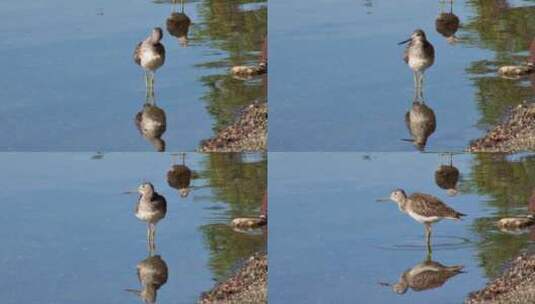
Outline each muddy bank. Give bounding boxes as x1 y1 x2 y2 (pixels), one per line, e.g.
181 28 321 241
199 102 267 152
199 253 267 304
468 102 535 153
466 253 535 304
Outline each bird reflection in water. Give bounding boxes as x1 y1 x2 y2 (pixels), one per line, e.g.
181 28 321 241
166 0 191 46
135 95 167 152
435 153 460 196
126 254 169 304
382 252 464 295
167 152 197 198
405 101 436 151
403 68 436 151
435 0 460 44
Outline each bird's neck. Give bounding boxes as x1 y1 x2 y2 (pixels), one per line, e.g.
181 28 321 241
140 192 154 201
397 198 408 212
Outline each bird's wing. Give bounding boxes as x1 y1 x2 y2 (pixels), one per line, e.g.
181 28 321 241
424 41 435 63
409 193 460 218
155 43 166 62
403 44 410 63
133 42 142 65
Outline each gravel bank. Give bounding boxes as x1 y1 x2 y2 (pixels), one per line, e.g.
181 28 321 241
466 253 535 304
199 102 267 152
199 253 267 304
468 102 535 153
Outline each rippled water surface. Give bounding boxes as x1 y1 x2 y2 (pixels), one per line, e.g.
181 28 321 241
0 152 266 303
270 0 535 151
270 152 535 303
0 0 266 151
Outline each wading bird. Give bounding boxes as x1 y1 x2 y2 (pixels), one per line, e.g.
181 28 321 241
378 189 465 251
399 29 435 94
134 28 166 97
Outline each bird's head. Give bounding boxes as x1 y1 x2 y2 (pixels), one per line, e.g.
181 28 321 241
411 29 427 40
138 182 155 196
399 29 427 45
150 27 163 43
390 189 407 203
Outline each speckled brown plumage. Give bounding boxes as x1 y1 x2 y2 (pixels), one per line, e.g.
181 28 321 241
394 259 464 294
407 193 464 219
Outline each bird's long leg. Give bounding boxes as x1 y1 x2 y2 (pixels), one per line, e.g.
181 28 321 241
144 71 150 100
424 223 432 254
150 71 156 99
418 72 424 101
152 223 156 245
147 223 151 251
413 71 418 95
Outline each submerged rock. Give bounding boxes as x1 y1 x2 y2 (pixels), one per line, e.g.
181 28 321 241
231 217 267 229
497 216 535 230
498 63 534 79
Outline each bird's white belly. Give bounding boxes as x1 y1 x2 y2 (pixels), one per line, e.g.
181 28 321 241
408 211 440 224
141 51 163 71
136 209 158 222
408 57 431 72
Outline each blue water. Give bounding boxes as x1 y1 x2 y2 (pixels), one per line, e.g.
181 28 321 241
0 152 266 303
0 0 266 151
270 0 535 151
269 152 535 303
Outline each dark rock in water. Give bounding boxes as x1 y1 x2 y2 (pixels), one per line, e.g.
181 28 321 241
435 165 460 192
167 164 192 197
435 12 460 38
166 12 191 45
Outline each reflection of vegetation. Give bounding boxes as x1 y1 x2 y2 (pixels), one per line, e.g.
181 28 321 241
461 2 535 126
199 152 267 280
194 0 267 131
462 153 535 278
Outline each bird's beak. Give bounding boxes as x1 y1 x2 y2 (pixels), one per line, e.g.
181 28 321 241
376 198 390 202
398 38 411 45
122 190 137 195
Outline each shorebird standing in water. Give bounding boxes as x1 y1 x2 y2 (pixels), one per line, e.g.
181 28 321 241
378 189 465 252
399 29 435 96
134 183 167 252
134 28 166 97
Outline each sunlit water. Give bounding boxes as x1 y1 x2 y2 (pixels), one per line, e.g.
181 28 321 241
0 0 266 151
270 152 535 303
270 0 535 151
0 152 266 303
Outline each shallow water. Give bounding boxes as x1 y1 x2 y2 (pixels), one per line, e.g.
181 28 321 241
270 152 535 303
0 152 266 303
0 0 266 151
270 0 535 151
